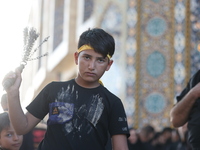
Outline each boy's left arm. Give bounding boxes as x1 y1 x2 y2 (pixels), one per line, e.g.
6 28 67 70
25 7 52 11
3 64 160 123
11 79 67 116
112 134 129 150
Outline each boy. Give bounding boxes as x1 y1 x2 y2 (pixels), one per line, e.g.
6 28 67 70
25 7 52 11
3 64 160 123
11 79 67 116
1 93 34 150
3 28 129 150
0 112 23 150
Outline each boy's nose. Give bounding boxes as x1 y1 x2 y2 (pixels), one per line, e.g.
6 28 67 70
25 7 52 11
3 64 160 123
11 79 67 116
88 60 95 70
13 134 20 140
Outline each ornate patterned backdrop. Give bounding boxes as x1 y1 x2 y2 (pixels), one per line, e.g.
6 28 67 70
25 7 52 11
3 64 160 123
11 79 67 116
191 0 200 75
132 0 175 129
92 0 192 130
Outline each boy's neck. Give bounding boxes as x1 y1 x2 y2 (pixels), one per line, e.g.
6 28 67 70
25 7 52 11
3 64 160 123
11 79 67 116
75 77 100 88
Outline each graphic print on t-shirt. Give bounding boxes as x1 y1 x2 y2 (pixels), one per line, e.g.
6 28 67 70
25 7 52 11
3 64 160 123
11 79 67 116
48 84 105 137
48 102 74 125
86 94 104 126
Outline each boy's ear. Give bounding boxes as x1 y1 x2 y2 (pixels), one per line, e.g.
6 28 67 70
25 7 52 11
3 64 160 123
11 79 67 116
74 52 79 65
106 60 113 71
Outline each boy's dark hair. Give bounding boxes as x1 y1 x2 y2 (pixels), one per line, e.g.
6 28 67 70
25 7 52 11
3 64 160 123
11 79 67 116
0 112 10 133
78 28 115 58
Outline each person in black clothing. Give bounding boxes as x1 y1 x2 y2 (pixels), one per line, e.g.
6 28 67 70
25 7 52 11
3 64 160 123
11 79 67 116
170 70 200 150
178 123 192 150
3 28 130 150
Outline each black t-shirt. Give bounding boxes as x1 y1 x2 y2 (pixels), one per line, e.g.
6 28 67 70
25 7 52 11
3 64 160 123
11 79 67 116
176 70 200 148
26 79 129 150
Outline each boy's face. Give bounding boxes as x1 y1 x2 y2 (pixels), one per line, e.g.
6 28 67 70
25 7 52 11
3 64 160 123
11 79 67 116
0 124 23 150
74 49 113 87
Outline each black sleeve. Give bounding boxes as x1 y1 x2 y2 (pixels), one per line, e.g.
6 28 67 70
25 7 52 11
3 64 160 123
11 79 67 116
108 97 130 137
177 70 200 102
26 83 52 120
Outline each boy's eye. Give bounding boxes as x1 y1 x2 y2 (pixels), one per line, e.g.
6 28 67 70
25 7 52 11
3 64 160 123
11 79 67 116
84 56 90 60
98 58 105 62
6 133 12 137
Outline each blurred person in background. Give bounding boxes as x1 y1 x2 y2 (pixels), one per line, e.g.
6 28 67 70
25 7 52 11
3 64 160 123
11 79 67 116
170 128 184 150
0 112 23 150
152 127 187 150
1 93 34 150
127 128 139 149
128 125 155 150
151 131 165 150
161 127 173 150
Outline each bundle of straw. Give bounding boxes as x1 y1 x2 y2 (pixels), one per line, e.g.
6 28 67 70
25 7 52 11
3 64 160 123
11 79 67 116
2 27 49 90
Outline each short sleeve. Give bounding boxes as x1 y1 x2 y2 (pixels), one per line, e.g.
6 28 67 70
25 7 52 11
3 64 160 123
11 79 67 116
176 70 200 103
108 98 129 137
26 83 52 120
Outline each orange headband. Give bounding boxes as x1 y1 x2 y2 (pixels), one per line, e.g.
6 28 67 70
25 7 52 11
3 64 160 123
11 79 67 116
77 45 111 59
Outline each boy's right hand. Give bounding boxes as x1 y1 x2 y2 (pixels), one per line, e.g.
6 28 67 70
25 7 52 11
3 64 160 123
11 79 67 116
2 66 23 92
